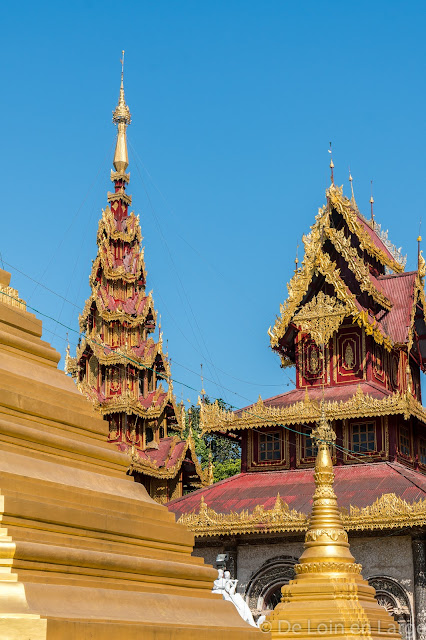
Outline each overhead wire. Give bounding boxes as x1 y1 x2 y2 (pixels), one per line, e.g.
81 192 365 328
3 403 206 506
0 286 388 462
127 139 296 391
128 141 229 402
2 260 287 391
27 140 115 305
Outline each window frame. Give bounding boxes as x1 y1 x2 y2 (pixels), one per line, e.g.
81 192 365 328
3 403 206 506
350 421 377 455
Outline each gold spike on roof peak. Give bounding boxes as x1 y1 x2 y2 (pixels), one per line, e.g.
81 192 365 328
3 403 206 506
348 168 357 207
112 51 131 173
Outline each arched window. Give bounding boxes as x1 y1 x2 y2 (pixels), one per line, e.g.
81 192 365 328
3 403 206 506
368 577 412 640
245 555 297 618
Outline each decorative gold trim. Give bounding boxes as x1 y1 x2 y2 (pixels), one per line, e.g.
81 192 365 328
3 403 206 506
129 432 209 483
107 188 132 205
293 291 350 346
75 335 169 375
269 246 393 355
0 284 26 311
325 226 392 310
200 384 426 434
268 184 401 357
328 184 404 273
177 491 426 537
79 290 156 331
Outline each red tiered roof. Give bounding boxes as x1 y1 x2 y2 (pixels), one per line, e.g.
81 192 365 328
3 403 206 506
168 461 426 519
138 437 188 470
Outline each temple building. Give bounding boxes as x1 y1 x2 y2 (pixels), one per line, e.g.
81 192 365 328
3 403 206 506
168 174 426 635
66 59 209 503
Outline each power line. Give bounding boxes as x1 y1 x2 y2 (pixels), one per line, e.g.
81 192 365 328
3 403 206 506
0 287 392 461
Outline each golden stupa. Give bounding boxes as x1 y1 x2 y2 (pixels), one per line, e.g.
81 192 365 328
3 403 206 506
0 71 262 640
262 415 402 639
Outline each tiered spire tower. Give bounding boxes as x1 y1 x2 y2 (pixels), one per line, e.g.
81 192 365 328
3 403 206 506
66 55 183 452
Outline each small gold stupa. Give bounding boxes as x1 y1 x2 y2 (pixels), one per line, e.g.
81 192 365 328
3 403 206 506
262 413 402 639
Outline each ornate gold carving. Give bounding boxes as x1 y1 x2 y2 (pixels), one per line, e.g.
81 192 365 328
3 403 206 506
419 250 426 280
269 184 400 358
107 189 132 206
342 492 426 530
328 184 404 273
305 528 348 542
177 494 308 536
129 431 209 485
270 245 392 353
79 290 156 331
177 490 426 538
407 271 426 356
0 284 26 311
201 384 426 434
295 561 362 574
344 341 355 369
293 291 350 346
325 226 392 310
308 348 319 374
75 335 169 375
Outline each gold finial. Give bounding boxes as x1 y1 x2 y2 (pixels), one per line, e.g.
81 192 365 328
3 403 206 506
112 50 131 173
200 364 206 400
294 243 299 275
311 405 336 446
328 142 334 185
370 179 375 224
348 167 356 206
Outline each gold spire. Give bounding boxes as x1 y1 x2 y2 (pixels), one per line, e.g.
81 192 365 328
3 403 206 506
200 364 206 400
348 168 356 206
112 50 131 174
294 243 299 275
328 142 334 184
263 415 402 639
370 179 375 224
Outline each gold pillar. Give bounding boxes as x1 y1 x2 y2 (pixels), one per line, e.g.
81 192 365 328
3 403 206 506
263 413 402 639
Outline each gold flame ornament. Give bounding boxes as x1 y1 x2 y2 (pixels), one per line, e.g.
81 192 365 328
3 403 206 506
262 415 402 639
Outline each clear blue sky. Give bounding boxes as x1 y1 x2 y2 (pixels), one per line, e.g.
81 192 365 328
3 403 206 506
2 0 426 408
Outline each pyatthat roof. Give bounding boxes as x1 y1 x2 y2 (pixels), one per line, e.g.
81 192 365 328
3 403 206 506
268 184 426 364
167 462 426 537
122 434 210 483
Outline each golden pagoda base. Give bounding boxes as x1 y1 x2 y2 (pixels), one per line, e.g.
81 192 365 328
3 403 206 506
262 420 401 640
0 268 261 639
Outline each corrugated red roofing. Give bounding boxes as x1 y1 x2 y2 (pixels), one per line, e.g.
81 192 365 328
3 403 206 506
139 436 188 469
168 462 426 518
377 272 417 344
138 389 168 409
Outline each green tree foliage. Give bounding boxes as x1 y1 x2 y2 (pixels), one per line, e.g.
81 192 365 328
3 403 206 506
183 398 241 483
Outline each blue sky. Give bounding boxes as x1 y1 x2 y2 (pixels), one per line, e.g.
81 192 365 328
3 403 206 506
2 1 426 408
